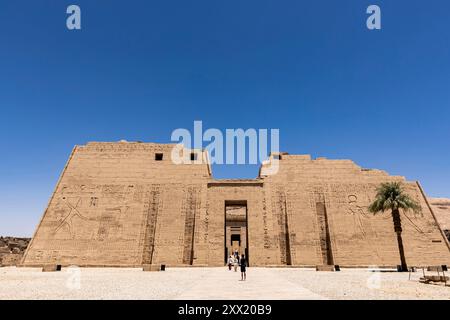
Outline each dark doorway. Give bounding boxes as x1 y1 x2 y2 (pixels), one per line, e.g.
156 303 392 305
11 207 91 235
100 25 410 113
231 234 241 245
224 200 249 265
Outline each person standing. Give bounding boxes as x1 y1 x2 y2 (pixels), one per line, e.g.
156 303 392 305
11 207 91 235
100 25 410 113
234 250 240 264
240 254 247 281
227 255 234 271
233 255 239 272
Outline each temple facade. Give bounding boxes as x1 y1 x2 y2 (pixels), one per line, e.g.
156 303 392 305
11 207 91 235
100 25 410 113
22 141 450 267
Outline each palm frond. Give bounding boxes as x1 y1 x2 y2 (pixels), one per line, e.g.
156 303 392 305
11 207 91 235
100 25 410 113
368 182 421 214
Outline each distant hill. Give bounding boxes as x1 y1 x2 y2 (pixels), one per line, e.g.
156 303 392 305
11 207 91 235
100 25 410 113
0 237 30 266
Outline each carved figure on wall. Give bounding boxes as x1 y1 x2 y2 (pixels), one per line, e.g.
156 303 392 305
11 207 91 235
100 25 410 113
346 194 369 237
97 206 128 241
53 195 128 240
54 197 92 238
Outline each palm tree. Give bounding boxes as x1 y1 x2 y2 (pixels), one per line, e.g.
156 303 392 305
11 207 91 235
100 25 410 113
368 182 421 271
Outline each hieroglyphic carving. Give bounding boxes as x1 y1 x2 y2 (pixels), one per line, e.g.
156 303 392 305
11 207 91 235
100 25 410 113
261 189 270 249
203 205 209 243
308 185 331 209
96 206 127 241
90 197 98 207
315 201 334 265
54 197 91 238
284 191 297 263
182 186 200 264
53 185 135 240
23 141 450 268
142 186 161 264
271 189 291 265
345 194 370 238
348 194 378 217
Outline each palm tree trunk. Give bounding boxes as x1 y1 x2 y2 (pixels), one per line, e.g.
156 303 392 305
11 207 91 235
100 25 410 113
392 208 407 271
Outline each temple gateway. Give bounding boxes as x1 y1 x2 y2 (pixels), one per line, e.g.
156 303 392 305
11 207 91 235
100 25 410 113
22 141 450 267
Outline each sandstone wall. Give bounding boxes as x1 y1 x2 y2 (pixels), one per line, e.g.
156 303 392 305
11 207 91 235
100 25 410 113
22 142 450 268
429 198 450 230
261 154 450 267
199 181 281 266
22 142 210 267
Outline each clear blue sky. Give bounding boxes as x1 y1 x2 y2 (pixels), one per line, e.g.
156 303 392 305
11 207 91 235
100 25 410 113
1 1 449 236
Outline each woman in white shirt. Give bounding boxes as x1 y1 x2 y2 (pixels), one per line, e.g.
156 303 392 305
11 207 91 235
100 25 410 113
227 255 234 270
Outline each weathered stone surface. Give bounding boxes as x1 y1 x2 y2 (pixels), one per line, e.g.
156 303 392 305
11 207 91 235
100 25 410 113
21 142 450 268
426 266 447 272
0 237 30 266
42 264 61 272
316 265 335 272
142 264 161 271
428 198 450 242
420 275 449 283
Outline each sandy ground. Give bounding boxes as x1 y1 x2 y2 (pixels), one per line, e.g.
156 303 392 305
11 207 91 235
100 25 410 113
0 267 449 300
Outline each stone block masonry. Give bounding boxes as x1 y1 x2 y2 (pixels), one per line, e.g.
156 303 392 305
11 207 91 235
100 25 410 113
21 141 450 268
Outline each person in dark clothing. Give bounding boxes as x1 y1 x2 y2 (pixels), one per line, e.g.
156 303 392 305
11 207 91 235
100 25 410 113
239 254 247 281
234 250 240 264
